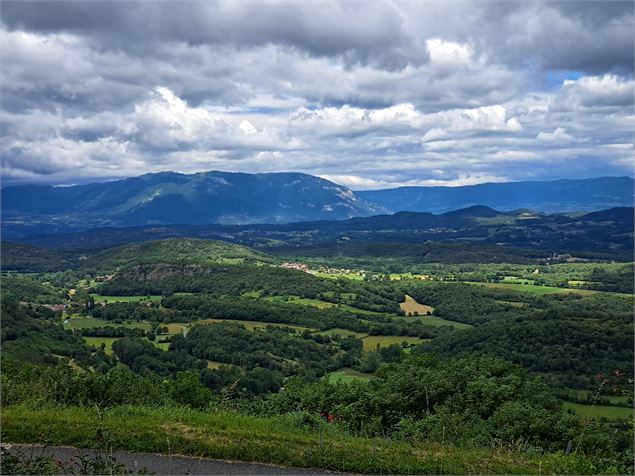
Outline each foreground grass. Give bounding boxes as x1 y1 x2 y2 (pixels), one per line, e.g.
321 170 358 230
1 404 603 474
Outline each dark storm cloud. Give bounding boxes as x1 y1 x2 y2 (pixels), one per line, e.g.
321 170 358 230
3 1 632 74
0 0 415 69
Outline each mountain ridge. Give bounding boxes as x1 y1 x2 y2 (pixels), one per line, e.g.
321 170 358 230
2 173 632 238
357 176 634 213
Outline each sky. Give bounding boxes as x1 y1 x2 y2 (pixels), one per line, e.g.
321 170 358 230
1 0 633 190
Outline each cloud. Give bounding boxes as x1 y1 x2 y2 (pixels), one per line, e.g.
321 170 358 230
0 1 633 188
557 75 635 109
537 127 575 143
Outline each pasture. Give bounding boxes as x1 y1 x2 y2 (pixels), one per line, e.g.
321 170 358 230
65 316 152 331
312 271 365 281
465 282 598 295
400 295 434 316
415 315 473 329
562 388 632 406
157 323 187 335
361 335 429 351
83 336 120 354
397 297 472 329
265 294 387 315
328 368 372 384
316 328 367 338
90 294 163 303
563 402 633 421
195 318 310 332
153 341 171 351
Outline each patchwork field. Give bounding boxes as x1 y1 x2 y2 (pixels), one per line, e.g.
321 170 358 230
264 294 387 315
90 294 163 303
465 282 598 295
195 318 310 332
83 336 120 354
328 367 372 384
311 271 365 280
361 335 429 351
157 323 187 335
397 296 472 329
400 294 434 315
563 402 634 421
316 328 367 338
65 316 152 331
206 360 223 369
153 341 171 351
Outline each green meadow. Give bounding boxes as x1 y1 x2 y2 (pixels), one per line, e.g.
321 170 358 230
361 335 429 351
90 294 163 303
328 368 372 384
65 316 152 331
465 282 598 295
563 402 634 421
82 336 120 354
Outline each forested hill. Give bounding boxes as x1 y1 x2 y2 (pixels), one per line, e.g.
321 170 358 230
9 206 634 261
358 176 634 214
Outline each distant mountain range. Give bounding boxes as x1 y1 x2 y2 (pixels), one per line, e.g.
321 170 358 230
1 172 632 238
1 171 384 236
358 176 634 214
8 205 633 263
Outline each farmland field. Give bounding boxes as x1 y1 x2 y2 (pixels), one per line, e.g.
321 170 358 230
265 294 387 315
195 318 311 332
316 328 367 338
328 367 372 384
83 336 119 354
561 388 632 406
400 294 434 315
90 294 163 303
396 297 472 329
311 271 365 280
65 316 152 331
563 402 634 421
464 282 598 295
157 323 187 335
361 335 429 351
153 341 171 351
415 315 473 329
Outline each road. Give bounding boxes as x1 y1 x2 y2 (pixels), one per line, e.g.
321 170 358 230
3 444 347 475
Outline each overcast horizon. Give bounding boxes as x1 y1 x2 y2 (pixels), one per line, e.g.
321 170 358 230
1 0 634 190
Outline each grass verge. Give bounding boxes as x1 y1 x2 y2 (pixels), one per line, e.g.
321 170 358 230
1 404 601 475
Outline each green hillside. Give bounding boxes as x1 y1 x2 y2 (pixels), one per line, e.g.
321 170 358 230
85 238 273 272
